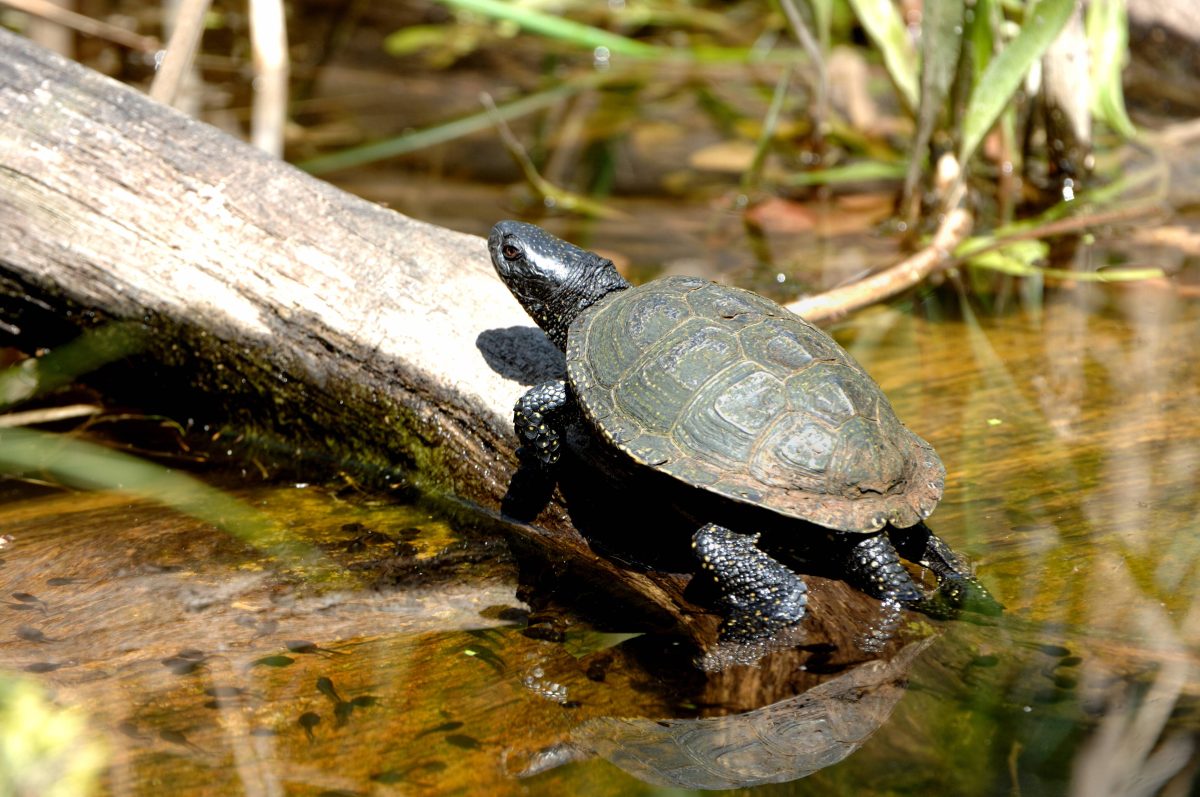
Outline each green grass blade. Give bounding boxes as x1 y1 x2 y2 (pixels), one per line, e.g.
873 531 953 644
903 0 963 209
0 322 146 408
297 76 603 174
845 0 919 112
383 24 463 57
743 67 792 190
780 160 907 186
808 0 833 51
963 238 1162 281
0 427 304 558
435 0 663 57
920 0 964 111
966 0 998 83
962 239 1048 275
959 0 1076 164
1086 0 1136 137
1038 265 1163 281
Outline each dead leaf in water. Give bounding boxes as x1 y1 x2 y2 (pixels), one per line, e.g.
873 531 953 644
1129 225 1200 255
744 197 817 233
689 141 757 173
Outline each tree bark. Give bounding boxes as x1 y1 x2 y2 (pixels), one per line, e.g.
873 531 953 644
0 29 897 654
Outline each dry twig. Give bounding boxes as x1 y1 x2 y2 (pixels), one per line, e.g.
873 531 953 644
785 207 973 323
1 0 160 52
148 0 211 107
248 0 289 157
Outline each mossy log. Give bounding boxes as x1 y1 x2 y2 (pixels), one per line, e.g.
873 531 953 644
0 29 902 656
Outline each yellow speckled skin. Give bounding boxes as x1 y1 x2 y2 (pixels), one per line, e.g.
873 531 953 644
567 276 945 534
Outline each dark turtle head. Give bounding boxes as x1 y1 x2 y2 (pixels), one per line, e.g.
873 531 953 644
489 220 629 351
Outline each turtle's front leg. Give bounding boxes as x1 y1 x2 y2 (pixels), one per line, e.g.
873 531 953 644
514 380 569 466
692 524 808 641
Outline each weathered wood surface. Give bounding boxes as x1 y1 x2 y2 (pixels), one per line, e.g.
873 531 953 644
0 29 896 653
0 31 520 495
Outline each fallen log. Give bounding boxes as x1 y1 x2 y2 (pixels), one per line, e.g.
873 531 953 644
0 29 908 657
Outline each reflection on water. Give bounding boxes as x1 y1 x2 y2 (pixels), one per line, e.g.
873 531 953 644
518 637 937 789
0 252 1197 794
834 276 1200 797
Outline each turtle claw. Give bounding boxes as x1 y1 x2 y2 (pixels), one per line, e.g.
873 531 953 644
932 574 1004 616
887 524 1002 617
718 611 801 644
897 575 1003 620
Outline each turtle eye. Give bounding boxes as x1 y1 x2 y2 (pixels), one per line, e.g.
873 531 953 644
501 243 522 261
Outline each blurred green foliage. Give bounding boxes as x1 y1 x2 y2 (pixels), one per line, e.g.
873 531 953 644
370 0 1135 194
371 0 1141 278
0 674 107 797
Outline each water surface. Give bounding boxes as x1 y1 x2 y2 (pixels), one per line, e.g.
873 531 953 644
1 233 1197 796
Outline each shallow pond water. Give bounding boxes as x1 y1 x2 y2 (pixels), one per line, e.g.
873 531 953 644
1 230 1198 796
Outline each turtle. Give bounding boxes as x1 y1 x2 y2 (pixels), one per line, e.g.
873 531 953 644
488 220 999 641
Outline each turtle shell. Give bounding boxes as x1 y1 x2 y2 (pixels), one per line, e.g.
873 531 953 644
564 276 944 533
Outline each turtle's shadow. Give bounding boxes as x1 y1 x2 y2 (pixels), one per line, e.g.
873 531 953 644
476 326 564 386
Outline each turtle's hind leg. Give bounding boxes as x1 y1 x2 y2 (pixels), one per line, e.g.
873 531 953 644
692 524 808 642
891 524 1004 616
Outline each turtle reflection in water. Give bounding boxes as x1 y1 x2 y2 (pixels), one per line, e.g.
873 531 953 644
518 637 934 789
489 221 1000 641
